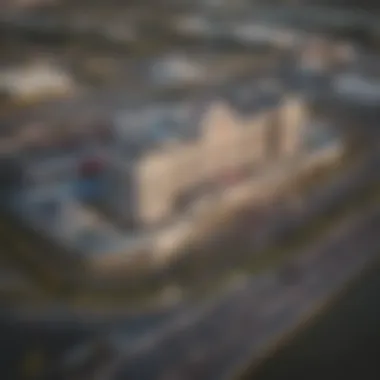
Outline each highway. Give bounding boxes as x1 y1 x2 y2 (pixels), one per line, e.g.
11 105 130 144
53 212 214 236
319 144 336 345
101 205 380 380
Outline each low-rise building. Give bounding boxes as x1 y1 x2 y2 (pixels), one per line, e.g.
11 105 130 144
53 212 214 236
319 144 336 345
104 89 308 229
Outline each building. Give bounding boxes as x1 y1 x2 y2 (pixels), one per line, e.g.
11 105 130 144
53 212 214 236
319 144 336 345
3 75 344 260
104 90 309 229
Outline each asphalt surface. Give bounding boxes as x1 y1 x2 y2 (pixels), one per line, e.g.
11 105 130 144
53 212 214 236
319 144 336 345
98 204 380 380
0 300 193 380
8 305 180 335
0 317 95 380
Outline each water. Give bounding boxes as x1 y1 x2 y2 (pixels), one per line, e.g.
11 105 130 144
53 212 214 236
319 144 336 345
246 262 380 380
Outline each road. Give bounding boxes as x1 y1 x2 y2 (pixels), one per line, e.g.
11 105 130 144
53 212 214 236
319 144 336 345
0 302 196 380
0 299 197 380
7 304 181 334
0 316 95 380
95 202 380 380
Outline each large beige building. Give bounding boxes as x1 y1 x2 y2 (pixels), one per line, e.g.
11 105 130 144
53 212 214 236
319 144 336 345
105 93 309 229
